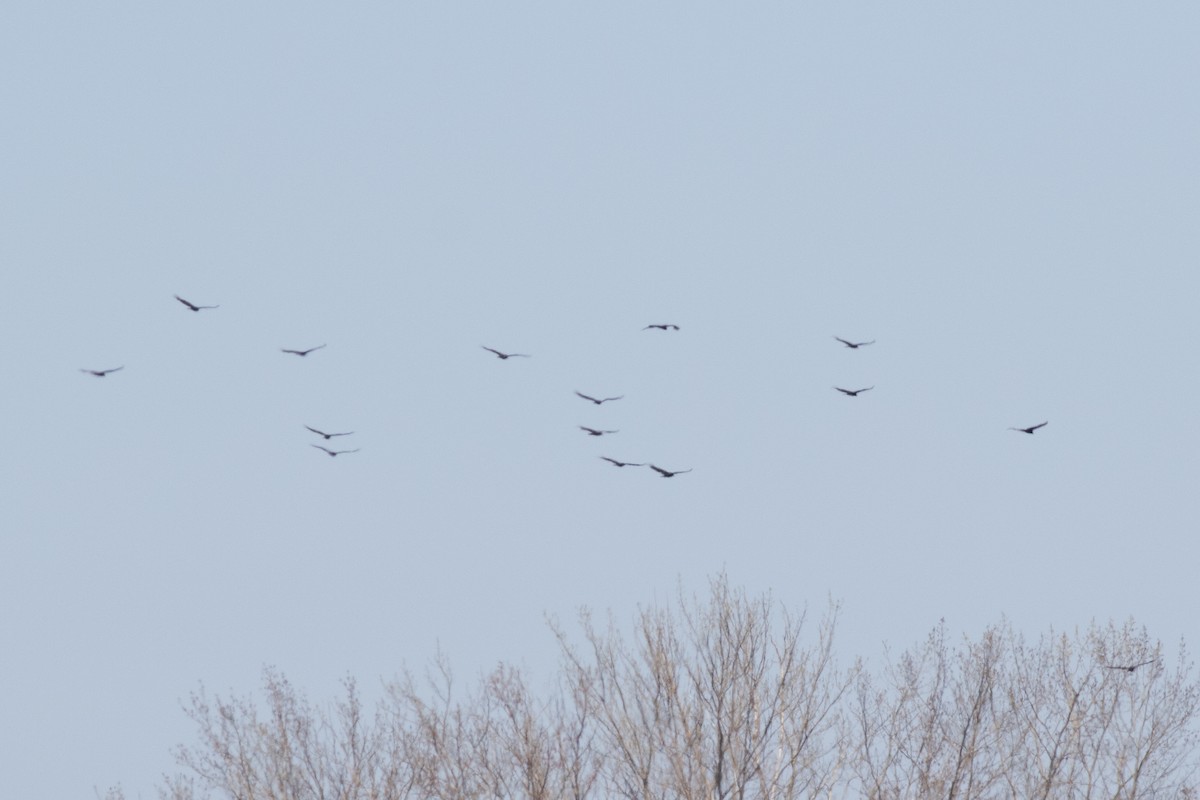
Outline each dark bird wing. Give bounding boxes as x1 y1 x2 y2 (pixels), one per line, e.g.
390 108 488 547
175 295 198 310
311 444 334 455
603 396 624 403
482 346 504 356
1029 421 1048 431
834 337 854 347
575 391 599 402
305 426 329 437
580 426 600 434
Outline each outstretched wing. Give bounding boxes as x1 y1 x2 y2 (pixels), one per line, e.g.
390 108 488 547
305 426 328 437
575 391 598 402
174 295 198 310
1030 421 1048 431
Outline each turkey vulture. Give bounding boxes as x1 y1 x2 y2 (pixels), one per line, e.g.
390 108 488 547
579 426 618 437
281 344 326 357
482 346 530 359
834 386 874 396
575 391 623 405
649 464 692 478
1105 659 1156 673
174 295 219 312
80 366 124 377
600 457 644 467
312 444 360 457
643 324 680 331
1009 421 1048 434
834 337 874 348
305 426 354 440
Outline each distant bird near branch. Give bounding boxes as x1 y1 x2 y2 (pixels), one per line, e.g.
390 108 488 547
174 295 219 312
600 457 644 467
305 425 354 440
482 346 530 359
281 344 326 357
834 337 874 349
1104 659 1156 673
80 366 124 377
643 324 680 331
579 426 618 437
649 464 692 478
575 391 623 405
834 386 873 397
1009 421 1048 434
312 444 360 457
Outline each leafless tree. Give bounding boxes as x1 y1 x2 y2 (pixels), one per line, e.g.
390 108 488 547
140 580 1198 800
554 576 857 800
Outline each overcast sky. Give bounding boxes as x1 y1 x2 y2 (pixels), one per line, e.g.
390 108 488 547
3 3 1199 797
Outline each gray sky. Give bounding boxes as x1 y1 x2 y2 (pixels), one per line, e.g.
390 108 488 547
3 3 1198 796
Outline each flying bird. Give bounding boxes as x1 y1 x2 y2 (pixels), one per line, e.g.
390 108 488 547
1105 659 1156 673
643 324 680 331
311 444 360 457
834 386 874 396
281 344 326 357
600 457 644 468
649 464 692 478
305 425 354 440
80 366 124 377
575 391 624 405
579 426 618 437
482 346 530 359
174 295 219 312
834 337 874 348
1009 421 1048 434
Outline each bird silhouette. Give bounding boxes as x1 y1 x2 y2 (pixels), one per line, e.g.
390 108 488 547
1105 659 1156 673
600 457 644 467
312 444 360 457
1009 421 1048 434
482 346 530 359
281 344 326 357
649 464 692 477
579 426 618 436
834 337 874 348
834 386 874 396
174 295 219 312
305 425 354 440
643 324 680 331
80 366 124 377
575 391 623 405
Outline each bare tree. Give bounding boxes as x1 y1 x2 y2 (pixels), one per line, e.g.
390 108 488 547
141 580 1198 800
554 576 857 800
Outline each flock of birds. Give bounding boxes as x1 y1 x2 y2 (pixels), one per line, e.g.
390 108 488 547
483 325 695 478
78 299 1050 467
79 295 366 458
827 336 1047 435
